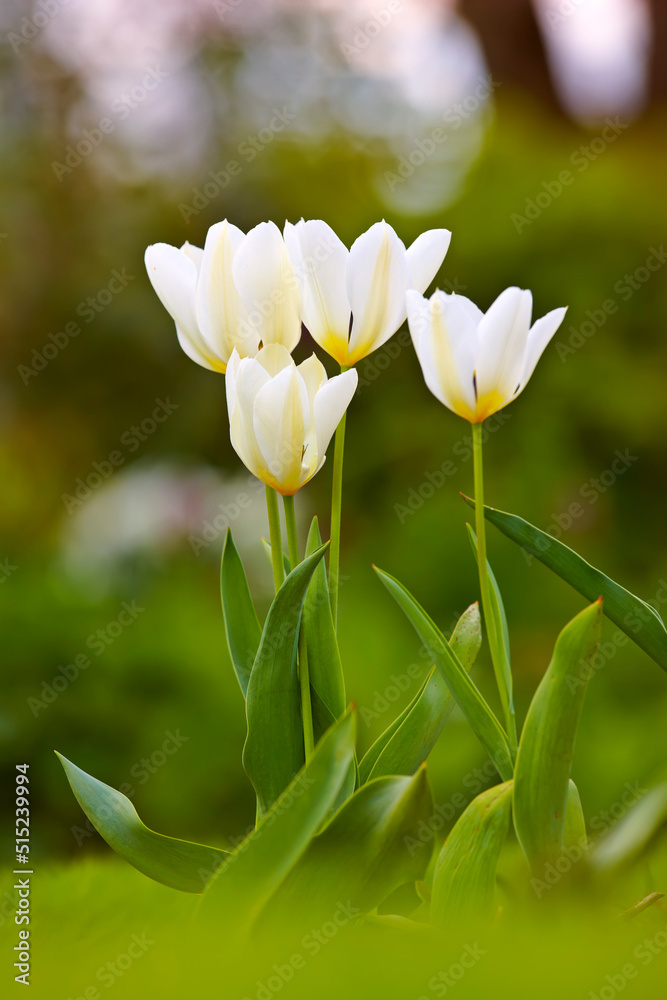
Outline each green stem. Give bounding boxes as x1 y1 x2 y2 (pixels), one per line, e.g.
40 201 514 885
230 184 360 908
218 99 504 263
265 486 285 594
283 494 314 761
329 364 349 632
472 422 517 756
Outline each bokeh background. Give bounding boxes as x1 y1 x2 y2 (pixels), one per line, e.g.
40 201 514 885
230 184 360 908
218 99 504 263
2 0 667 865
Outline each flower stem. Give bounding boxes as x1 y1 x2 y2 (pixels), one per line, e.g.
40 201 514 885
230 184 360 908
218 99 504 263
472 422 517 756
283 493 314 761
329 364 349 632
265 485 285 594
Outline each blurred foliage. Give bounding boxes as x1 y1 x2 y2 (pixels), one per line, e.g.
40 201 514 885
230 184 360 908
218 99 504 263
2 72 667 871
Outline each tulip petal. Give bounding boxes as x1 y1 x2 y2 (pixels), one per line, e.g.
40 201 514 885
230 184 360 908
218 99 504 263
346 221 410 364
145 243 223 372
252 365 309 494
407 290 477 420
284 220 351 364
196 221 255 365
256 343 294 378
475 287 533 407
516 306 568 396
405 228 452 294
227 355 272 483
232 221 301 354
313 368 358 467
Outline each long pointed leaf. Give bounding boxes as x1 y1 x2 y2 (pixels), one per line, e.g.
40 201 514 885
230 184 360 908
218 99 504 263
220 529 261 697
466 524 514 739
243 542 330 815
431 781 513 926
201 710 356 934
303 516 346 729
257 766 433 929
373 567 513 781
56 752 228 893
462 496 667 672
359 603 482 782
513 600 602 871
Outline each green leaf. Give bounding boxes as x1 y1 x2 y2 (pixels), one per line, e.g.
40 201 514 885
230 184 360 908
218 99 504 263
303 516 346 731
466 524 515 741
256 766 433 929
564 779 587 855
359 603 482 783
260 536 291 578
201 710 356 934
590 779 667 871
220 529 261 698
430 781 513 926
513 600 602 871
243 542 330 816
373 567 513 781
56 752 227 893
462 496 667 673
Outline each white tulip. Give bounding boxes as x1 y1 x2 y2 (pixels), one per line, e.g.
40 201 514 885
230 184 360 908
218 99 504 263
284 219 451 366
225 344 358 495
406 286 567 423
144 220 301 373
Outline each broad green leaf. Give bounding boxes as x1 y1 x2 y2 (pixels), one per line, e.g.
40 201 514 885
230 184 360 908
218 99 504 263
513 600 602 871
201 710 356 934
303 516 346 731
374 567 513 781
462 496 667 673
220 529 261 697
590 779 667 871
243 542 330 816
466 524 515 745
431 781 513 926
56 752 227 893
359 603 482 783
256 765 433 929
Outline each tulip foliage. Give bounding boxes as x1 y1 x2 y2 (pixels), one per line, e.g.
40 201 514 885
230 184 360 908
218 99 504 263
59 217 667 937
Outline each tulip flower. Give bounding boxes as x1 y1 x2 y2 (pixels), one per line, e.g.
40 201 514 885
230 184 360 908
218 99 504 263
225 344 358 496
284 219 451 366
406 286 567 423
144 220 301 373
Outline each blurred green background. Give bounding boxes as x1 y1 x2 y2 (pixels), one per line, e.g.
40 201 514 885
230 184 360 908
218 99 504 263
2 0 667 874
